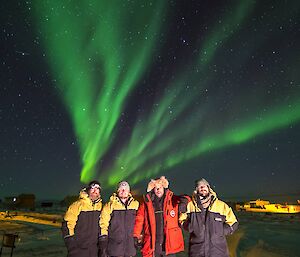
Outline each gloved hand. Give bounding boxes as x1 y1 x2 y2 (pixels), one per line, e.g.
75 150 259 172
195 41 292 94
134 237 143 250
98 235 108 257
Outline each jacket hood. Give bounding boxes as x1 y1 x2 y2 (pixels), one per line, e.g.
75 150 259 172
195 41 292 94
79 189 89 199
79 188 102 203
192 185 217 204
208 186 217 198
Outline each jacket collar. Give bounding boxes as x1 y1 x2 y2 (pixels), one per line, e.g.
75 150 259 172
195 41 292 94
110 192 134 206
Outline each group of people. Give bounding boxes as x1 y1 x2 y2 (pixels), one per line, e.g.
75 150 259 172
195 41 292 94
62 176 238 257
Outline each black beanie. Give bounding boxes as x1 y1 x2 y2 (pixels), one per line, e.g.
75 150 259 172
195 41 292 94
87 180 101 191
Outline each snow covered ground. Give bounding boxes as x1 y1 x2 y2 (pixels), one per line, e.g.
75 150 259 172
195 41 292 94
0 211 299 257
0 210 65 257
234 212 300 257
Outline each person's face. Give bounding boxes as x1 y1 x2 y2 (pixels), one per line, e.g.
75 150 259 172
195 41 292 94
88 186 100 201
197 184 209 197
118 187 130 199
154 184 164 198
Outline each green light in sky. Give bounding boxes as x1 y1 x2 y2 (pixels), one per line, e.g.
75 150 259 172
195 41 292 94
198 1 255 67
102 0 256 186
34 1 300 189
34 1 166 182
126 97 300 183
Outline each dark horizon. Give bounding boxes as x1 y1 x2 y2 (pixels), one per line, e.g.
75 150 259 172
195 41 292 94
2 189 299 205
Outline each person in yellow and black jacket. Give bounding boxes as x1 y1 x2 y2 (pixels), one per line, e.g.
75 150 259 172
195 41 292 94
179 178 238 257
62 180 103 257
99 181 139 257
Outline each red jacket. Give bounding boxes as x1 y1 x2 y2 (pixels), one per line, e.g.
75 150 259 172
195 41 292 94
133 189 184 257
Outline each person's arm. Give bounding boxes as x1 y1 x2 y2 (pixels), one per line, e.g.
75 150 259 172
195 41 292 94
99 202 112 236
178 194 191 214
99 202 112 257
223 204 238 235
61 201 81 251
179 203 191 231
62 201 80 237
133 201 145 238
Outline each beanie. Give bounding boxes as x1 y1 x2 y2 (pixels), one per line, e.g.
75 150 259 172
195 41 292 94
195 178 210 189
87 180 101 191
117 181 130 192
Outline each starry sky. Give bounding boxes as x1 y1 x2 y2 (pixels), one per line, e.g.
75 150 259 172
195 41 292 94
1 1 300 201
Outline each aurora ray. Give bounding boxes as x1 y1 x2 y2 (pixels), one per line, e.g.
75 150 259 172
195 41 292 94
102 0 255 186
32 0 300 190
34 1 166 182
129 95 300 184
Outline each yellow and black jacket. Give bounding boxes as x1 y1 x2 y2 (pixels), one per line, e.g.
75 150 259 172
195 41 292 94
100 193 139 256
62 190 102 254
179 189 238 257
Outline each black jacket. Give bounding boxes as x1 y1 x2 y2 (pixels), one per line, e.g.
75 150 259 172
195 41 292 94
100 193 139 256
180 190 238 257
62 190 102 257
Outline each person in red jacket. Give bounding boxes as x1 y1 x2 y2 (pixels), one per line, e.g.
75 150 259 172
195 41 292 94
133 176 185 257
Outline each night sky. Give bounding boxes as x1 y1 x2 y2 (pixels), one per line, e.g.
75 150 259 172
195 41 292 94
1 1 300 201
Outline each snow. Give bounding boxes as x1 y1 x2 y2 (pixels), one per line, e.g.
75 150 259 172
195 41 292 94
0 211 299 257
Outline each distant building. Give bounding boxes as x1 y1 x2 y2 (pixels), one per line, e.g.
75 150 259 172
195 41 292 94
238 199 300 214
4 194 35 210
61 195 78 207
18 194 35 209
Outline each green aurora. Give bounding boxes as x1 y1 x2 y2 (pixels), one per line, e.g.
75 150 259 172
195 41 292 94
34 0 166 183
34 1 300 188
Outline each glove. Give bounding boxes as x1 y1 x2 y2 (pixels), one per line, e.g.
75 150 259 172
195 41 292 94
64 236 76 251
98 235 108 257
134 237 143 250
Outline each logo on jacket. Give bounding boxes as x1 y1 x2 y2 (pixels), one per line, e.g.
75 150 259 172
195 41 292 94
170 209 176 218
